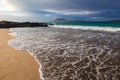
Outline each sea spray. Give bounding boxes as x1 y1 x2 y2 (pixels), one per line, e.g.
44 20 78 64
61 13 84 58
8 27 120 80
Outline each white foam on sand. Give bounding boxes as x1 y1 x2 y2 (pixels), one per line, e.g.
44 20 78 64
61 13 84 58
27 50 45 80
8 29 44 80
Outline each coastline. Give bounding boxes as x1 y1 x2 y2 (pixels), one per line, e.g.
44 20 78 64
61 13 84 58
0 29 40 80
26 50 45 80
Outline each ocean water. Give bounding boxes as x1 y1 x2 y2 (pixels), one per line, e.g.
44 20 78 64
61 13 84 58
50 22 120 32
8 23 120 80
51 22 120 27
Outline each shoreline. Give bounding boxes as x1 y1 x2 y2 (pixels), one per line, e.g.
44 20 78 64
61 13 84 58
7 27 120 79
26 50 45 80
0 29 41 80
8 29 45 80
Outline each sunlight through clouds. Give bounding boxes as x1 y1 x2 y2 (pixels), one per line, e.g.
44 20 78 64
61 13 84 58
0 0 120 21
0 0 15 11
0 0 29 21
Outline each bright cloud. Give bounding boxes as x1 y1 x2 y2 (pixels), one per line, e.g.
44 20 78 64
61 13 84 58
0 0 15 11
44 9 98 15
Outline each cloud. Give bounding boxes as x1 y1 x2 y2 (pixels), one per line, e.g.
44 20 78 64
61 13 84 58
6 0 120 11
1 0 120 21
0 0 15 11
44 9 98 15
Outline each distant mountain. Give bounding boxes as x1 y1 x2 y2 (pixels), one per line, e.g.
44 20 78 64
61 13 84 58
54 18 67 22
53 18 120 22
53 18 98 22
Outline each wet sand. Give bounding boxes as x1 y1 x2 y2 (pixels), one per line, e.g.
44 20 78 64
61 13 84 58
0 29 40 80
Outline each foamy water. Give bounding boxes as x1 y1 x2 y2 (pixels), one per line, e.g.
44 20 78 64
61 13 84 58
50 25 120 32
8 27 120 80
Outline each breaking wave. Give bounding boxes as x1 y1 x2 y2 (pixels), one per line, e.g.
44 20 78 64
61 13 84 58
50 25 120 32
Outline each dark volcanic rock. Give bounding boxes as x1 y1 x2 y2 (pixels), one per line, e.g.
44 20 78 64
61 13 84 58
0 21 49 28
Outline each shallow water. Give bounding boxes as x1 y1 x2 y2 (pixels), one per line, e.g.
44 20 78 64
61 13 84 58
9 27 120 80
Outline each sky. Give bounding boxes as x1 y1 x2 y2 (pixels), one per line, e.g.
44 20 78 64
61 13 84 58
0 0 120 22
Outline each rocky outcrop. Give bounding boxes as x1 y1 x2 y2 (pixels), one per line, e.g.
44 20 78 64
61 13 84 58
0 21 49 28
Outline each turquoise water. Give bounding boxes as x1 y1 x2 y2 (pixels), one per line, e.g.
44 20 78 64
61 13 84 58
50 22 120 28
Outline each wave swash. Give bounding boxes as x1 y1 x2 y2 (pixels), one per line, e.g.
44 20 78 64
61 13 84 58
9 27 120 80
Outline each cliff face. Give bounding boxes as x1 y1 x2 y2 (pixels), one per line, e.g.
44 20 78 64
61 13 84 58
0 21 48 28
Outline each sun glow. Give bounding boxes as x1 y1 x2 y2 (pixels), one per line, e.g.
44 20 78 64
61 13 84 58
0 0 15 11
0 0 28 17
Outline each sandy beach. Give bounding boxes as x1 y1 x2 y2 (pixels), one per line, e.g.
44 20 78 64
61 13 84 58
0 29 40 80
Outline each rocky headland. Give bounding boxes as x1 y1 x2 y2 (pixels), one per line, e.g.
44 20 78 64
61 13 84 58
0 21 49 28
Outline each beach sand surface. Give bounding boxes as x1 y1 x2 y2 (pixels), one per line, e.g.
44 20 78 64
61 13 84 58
0 29 40 80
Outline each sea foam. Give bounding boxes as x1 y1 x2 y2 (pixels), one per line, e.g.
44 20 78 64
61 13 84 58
8 27 120 80
50 25 120 32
